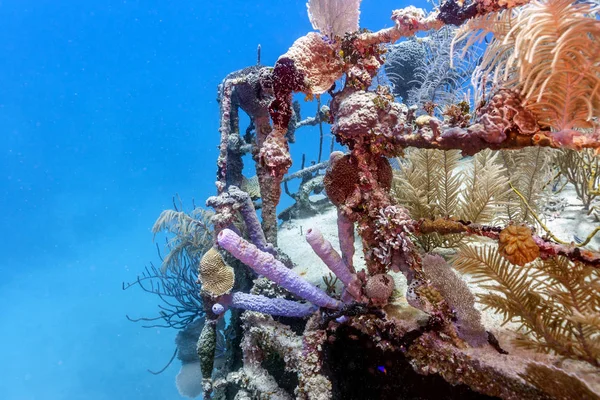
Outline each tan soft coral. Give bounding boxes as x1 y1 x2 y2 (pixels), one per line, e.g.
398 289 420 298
457 0 600 147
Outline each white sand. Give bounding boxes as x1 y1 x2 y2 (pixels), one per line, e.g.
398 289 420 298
277 204 365 293
544 184 600 251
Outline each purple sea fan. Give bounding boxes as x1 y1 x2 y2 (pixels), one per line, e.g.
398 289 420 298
306 0 362 39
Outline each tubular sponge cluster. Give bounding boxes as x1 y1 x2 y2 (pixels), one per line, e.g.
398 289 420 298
217 228 341 310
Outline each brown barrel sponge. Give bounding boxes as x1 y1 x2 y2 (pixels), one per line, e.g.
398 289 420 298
324 154 393 207
324 154 360 207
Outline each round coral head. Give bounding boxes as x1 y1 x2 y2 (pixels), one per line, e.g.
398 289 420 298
365 273 395 306
324 154 393 208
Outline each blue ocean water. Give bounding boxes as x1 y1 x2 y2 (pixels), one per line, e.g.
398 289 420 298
0 1 425 399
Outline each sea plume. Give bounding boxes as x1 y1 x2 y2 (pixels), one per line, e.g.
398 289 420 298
508 0 600 133
454 0 600 141
306 0 362 38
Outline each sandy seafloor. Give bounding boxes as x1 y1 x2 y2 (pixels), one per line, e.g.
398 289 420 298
277 184 600 391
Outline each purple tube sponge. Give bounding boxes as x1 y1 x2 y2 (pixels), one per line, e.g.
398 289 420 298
306 227 363 302
218 228 341 309
219 292 317 317
306 228 353 286
227 186 276 255
336 210 356 271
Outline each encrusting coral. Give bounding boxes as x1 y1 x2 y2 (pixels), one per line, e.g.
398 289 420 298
140 0 600 398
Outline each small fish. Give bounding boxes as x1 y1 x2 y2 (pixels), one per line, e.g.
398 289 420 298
377 365 387 374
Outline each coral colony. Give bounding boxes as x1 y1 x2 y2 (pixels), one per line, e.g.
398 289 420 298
126 0 600 398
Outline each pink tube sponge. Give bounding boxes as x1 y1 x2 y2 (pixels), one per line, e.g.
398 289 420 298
305 227 363 302
218 228 341 309
305 228 353 285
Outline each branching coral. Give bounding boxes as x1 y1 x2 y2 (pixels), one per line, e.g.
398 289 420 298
497 147 553 224
123 260 204 330
125 202 212 329
554 148 600 212
152 206 214 273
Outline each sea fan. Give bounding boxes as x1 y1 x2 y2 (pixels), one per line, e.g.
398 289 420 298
385 27 479 111
306 0 362 38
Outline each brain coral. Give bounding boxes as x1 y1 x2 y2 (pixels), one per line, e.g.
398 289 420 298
498 225 540 266
199 247 235 296
365 273 395 305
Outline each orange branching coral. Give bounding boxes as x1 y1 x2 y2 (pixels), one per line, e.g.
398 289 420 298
199 247 235 297
498 225 540 266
